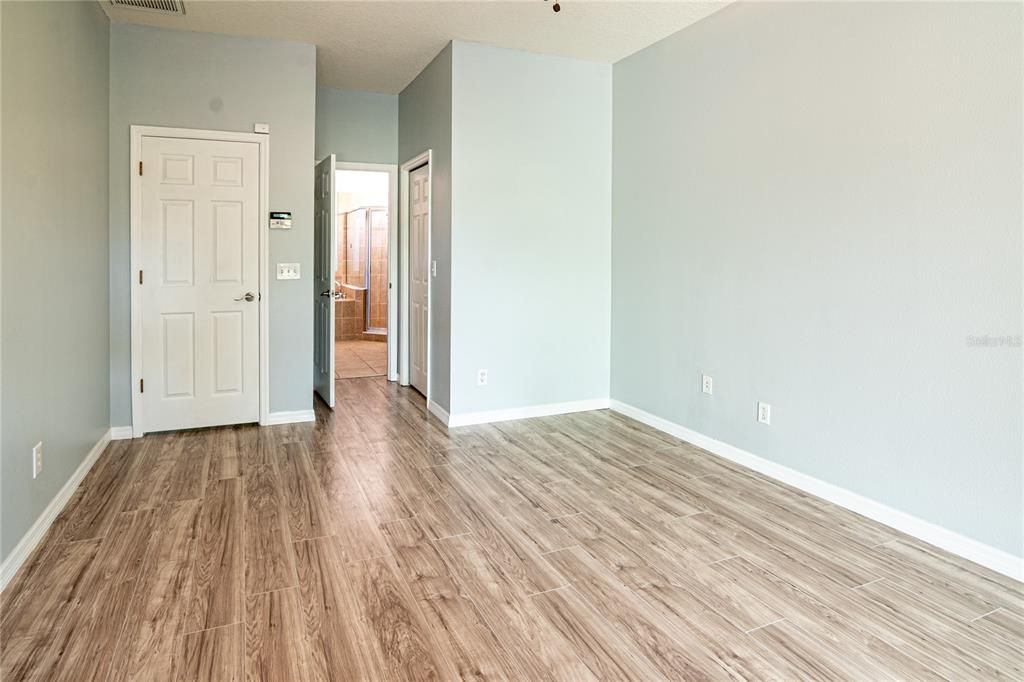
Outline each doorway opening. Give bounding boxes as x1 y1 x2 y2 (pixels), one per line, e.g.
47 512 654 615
335 169 390 379
313 158 399 409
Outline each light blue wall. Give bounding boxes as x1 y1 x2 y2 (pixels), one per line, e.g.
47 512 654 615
109 25 317 423
316 87 397 164
612 2 1023 556
1 0 110 560
450 42 611 415
399 44 453 411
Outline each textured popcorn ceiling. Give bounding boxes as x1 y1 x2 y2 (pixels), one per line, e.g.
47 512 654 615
100 0 728 93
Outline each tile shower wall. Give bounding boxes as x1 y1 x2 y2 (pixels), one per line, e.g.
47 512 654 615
335 211 348 286
368 208 388 330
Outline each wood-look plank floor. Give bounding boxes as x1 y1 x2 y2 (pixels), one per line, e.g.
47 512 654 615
2 377 1022 680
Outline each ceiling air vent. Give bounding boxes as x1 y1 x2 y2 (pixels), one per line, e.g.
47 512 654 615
109 0 185 15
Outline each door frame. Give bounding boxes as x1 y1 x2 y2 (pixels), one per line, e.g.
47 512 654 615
333 161 399 381
129 125 270 436
398 150 432 403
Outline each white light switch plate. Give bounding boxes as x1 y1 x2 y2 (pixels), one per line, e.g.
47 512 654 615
277 263 300 280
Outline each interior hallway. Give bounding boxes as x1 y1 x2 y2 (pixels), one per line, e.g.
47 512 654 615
1 378 1021 680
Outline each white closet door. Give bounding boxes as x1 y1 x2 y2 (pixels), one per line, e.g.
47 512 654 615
140 136 260 431
409 165 429 395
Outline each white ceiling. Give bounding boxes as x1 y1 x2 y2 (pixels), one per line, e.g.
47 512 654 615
100 1 727 94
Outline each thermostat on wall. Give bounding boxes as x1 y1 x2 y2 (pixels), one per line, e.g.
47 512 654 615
270 212 292 229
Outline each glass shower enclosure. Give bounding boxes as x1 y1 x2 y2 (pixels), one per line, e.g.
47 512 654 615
343 206 388 333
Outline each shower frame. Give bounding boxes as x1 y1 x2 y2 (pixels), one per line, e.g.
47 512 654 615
343 205 389 334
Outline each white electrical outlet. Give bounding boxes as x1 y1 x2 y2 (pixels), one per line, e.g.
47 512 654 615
431 260 437 277
701 374 713 395
477 369 488 386
757 402 771 425
32 442 43 479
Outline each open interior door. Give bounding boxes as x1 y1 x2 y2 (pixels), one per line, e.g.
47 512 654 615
313 155 337 407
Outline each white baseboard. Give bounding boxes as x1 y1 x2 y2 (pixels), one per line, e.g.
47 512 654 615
448 398 610 428
262 409 315 426
610 400 1024 583
110 426 134 440
427 400 450 426
0 428 112 591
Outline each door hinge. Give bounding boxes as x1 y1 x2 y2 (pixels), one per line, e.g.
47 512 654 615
140 378 144 393
139 270 144 285
138 161 143 176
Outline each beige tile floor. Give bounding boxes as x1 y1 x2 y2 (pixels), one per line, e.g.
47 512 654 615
335 339 387 379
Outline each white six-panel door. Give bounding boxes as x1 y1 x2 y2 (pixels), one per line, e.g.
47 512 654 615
140 136 260 431
409 165 429 394
313 155 337 407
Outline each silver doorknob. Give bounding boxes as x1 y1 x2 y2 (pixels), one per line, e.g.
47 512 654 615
319 289 333 297
234 292 256 302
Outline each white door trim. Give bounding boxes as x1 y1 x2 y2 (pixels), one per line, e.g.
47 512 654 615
398 151 432 405
130 125 270 436
334 161 399 381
